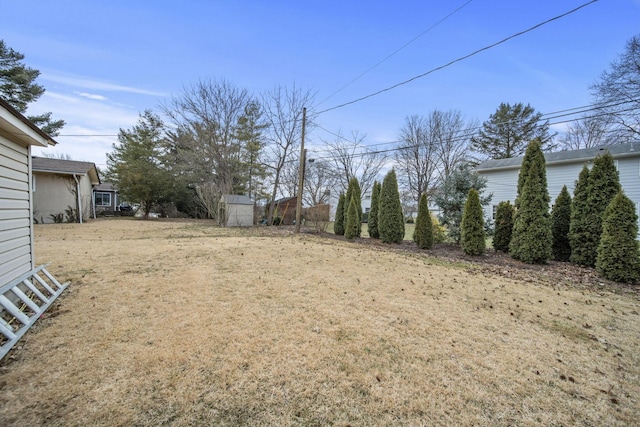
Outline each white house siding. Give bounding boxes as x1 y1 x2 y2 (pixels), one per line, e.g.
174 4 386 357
0 136 33 287
478 152 640 236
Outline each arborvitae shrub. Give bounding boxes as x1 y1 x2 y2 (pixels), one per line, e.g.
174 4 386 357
334 193 345 236
596 192 640 283
345 177 362 237
509 142 551 264
379 169 405 244
460 188 485 255
413 193 433 249
344 195 359 240
582 152 621 267
569 165 591 265
368 181 381 239
550 185 572 261
493 201 514 253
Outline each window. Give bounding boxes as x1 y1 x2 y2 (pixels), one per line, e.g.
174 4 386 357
95 192 111 207
492 205 497 219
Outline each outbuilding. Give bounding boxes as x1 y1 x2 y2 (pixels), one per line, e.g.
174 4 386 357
219 194 254 227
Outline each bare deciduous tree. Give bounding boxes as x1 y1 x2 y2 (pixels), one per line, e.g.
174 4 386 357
395 110 475 202
592 34 640 142
162 79 266 222
262 84 315 224
325 131 387 197
303 159 336 206
559 114 615 150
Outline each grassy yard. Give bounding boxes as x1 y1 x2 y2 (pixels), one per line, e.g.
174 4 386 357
0 219 638 426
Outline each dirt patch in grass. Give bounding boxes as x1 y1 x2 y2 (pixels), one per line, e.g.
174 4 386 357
1 219 639 426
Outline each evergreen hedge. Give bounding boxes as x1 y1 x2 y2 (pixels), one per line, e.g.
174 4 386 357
413 193 433 249
569 165 591 265
582 152 621 267
509 142 551 264
460 188 485 255
596 192 640 283
493 201 514 253
379 169 405 244
551 185 572 261
344 195 359 240
368 181 381 239
334 193 345 236
345 178 362 237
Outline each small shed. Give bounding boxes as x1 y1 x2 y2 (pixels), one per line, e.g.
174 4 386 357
219 194 254 227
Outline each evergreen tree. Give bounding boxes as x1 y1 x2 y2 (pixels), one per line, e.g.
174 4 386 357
460 189 485 255
493 201 514 253
581 152 621 267
368 181 381 239
344 177 363 237
433 166 492 243
596 192 640 283
569 165 591 265
413 193 434 249
344 195 359 240
334 193 345 235
550 186 572 261
509 143 552 263
471 102 555 159
0 40 65 135
379 169 405 244
515 138 548 208
106 110 172 219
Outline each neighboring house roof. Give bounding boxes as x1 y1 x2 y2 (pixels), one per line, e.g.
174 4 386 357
94 182 117 192
32 157 101 184
0 98 57 147
476 142 640 172
221 194 253 205
274 196 296 204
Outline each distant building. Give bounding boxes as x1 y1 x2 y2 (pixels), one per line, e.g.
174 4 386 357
219 194 254 227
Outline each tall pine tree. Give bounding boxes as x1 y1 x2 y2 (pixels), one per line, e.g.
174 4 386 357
550 186 572 262
379 169 405 244
460 188 486 255
509 141 551 263
569 165 591 265
368 181 381 239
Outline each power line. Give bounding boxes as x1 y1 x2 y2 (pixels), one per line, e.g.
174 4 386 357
316 0 600 115
316 0 475 107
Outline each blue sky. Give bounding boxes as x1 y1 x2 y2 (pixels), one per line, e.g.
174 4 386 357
2 0 639 168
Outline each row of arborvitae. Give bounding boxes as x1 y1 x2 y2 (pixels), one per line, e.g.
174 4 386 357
335 170 406 243
490 140 639 283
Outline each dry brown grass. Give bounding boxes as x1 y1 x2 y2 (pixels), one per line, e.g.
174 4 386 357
1 218 639 426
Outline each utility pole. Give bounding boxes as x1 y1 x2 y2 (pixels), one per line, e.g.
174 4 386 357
295 107 306 233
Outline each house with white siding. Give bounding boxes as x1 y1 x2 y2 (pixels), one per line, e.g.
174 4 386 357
0 98 69 359
476 142 640 234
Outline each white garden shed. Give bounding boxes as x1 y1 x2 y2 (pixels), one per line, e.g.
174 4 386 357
219 194 254 227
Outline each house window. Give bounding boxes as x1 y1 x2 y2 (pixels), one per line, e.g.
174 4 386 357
95 192 111 207
492 205 497 220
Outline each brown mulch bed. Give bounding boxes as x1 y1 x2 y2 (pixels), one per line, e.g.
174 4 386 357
304 229 640 297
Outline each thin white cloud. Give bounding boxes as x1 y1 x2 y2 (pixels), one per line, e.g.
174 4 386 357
75 92 108 101
42 71 168 97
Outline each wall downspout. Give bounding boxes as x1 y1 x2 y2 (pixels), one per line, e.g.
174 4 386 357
73 174 83 224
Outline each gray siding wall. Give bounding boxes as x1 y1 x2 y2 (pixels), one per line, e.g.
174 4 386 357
0 135 33 287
